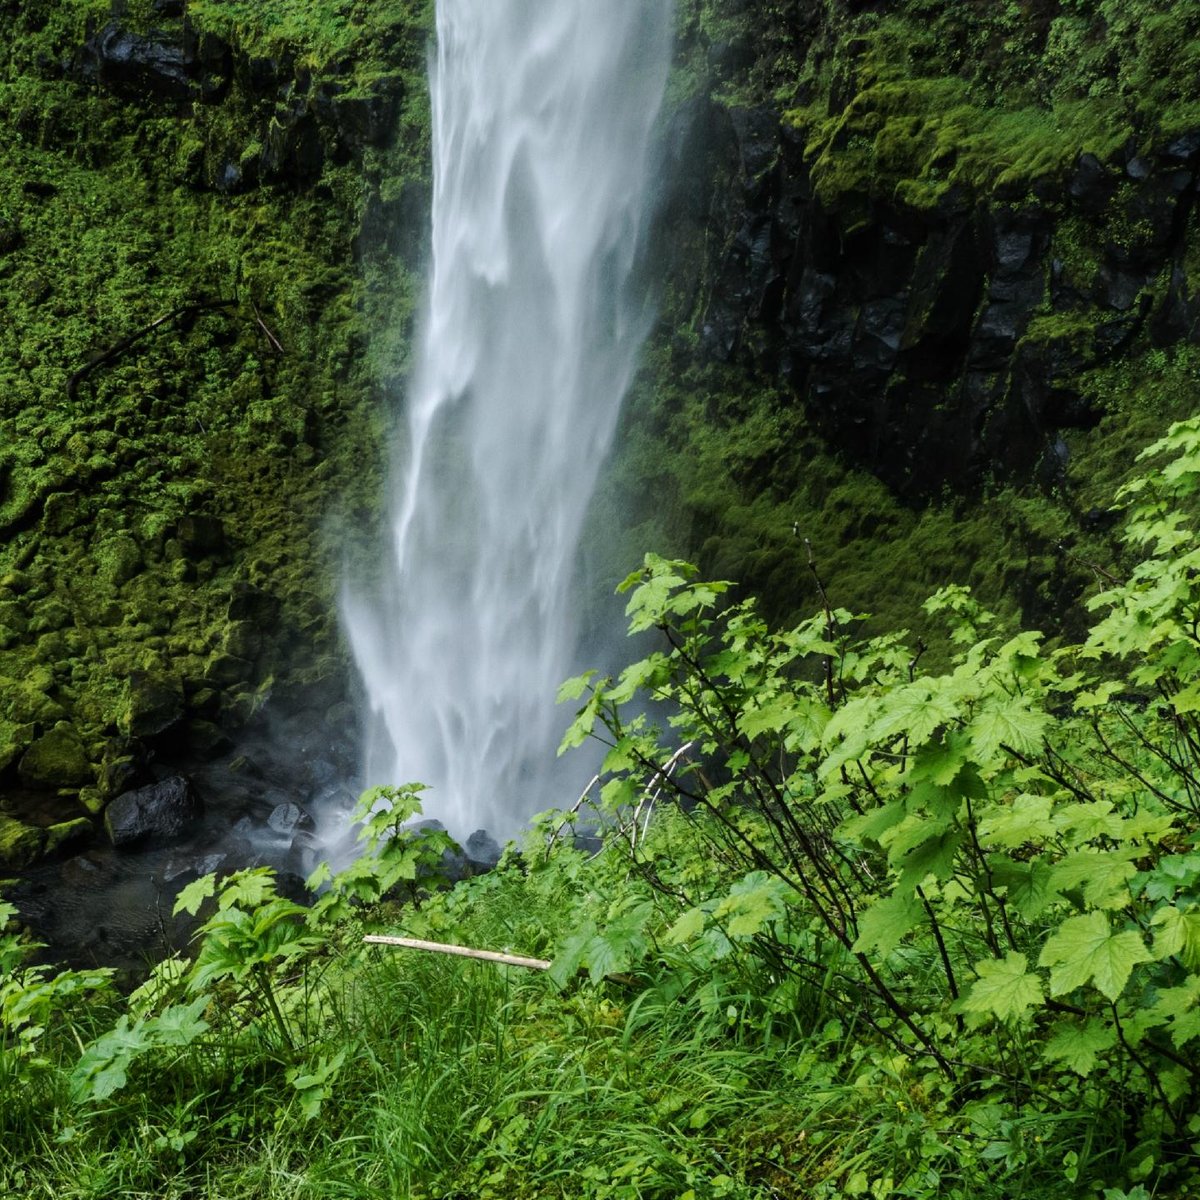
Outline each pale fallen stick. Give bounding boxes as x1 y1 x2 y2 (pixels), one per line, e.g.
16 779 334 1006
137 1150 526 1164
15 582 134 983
363 935 638 986
363 935 551 971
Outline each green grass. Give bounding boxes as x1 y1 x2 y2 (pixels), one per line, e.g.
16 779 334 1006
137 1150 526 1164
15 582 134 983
0 840 1141 1200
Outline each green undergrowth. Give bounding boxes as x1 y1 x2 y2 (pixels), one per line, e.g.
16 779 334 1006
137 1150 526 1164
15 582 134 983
6 416 1200 1198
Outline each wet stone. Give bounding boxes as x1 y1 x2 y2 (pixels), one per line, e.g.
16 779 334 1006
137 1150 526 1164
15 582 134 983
163 851 226 884
268 801 315 837
465 829 502 870
104 775 201 847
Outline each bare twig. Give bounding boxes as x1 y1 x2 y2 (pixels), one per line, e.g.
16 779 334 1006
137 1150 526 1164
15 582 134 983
546 773 600 852
363 935 552 971
251 298 286 355
631 740 695 849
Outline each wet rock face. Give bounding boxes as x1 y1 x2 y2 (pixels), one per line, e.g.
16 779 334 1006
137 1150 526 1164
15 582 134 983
79 20 229 103
687 100 1200 495
104 775 201 847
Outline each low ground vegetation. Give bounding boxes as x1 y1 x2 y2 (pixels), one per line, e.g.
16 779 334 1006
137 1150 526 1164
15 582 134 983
5 419 1200 1197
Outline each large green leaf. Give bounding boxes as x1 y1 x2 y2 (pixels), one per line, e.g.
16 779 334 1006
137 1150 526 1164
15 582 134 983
957 952 1043 1021
967 693 1049 761
1038 911 1152 1000
1051 849 1138 909
852 894 923 958
1042 1017 1118 1076
1151 904 1200 968
713 873 789 938
989 856 1061 920
976 794 1055 848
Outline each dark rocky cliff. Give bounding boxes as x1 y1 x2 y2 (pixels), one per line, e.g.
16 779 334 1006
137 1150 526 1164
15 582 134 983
606 0 1200 630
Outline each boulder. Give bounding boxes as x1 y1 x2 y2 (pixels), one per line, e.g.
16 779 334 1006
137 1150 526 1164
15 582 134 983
0 815 46 869
104 775 201 847
268 801 315 837
0 719 34 775
18 723 91 789
81 21 194 101
119 672 185 738
79 20 229 103
465 829 502 871
99 754 145 801
44 818 93 855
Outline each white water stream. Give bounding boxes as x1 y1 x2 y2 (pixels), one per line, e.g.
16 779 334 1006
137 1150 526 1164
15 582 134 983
342 0 672 838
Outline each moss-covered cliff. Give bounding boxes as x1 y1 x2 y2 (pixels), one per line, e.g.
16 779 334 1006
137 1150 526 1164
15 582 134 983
609 0 1200 635
0 0 430 868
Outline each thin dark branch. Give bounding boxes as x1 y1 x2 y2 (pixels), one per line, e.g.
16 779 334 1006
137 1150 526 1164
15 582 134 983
67 297 237 400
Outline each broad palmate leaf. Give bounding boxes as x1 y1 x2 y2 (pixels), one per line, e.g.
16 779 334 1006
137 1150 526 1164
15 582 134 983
958 952 1043 1021
1038 911 1151 1000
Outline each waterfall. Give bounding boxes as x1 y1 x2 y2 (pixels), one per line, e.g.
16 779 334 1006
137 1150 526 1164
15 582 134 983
342 0 673 839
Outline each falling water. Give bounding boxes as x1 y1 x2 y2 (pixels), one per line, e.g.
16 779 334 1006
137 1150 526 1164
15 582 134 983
342 0 673 838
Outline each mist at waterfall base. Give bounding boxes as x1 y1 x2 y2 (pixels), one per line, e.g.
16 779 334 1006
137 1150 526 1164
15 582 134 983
341 0 674 844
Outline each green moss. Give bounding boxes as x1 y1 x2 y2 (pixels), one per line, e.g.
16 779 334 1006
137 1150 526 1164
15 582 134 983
17 722 92 789
186 0 432 68
43 816 91 855
790 76 1127 217
0 0 434 750
0 815 45 869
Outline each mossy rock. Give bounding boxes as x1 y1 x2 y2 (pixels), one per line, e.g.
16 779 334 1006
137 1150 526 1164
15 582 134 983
95 534 144 588
0 676 68 726
77 785 106 815
44 816 92 855
0 815 46 869
118 673 185 738
0 719 35 774
17 722 92 789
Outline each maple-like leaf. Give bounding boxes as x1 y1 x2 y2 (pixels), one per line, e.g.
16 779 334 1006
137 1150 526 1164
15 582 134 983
957 952 1044 1021
1038 911 1152 1000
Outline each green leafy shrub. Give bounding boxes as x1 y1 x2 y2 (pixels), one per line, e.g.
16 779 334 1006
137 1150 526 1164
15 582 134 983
556 417 1200 1194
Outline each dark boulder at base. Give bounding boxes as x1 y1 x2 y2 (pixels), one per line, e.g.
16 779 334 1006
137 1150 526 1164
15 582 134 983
104 776 201 847
267 801 315 837
464 829 502 871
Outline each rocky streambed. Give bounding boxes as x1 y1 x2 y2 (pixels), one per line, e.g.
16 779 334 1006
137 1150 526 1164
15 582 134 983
3 679 360 973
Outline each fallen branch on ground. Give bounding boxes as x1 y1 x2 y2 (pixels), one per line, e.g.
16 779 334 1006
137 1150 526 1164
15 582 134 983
363 935 552 971
363 935 637 986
